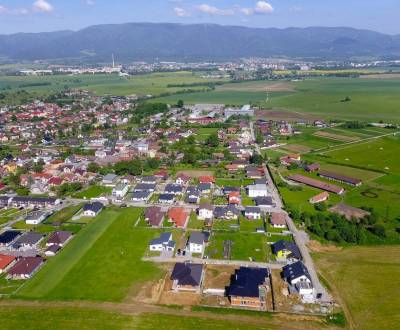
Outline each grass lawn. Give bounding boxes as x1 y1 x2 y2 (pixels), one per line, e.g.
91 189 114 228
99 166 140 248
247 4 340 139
72 185 111 199
17 208 120 299
19 207 163 302
187 212 205 230
0 306 281 330
240 218 265 232
313 246 400 330
45 204 84 224
206 232 269 262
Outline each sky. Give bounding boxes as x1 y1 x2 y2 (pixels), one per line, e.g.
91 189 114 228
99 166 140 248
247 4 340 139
0 0 399 35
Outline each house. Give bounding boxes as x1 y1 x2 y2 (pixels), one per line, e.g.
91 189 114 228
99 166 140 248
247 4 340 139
7 256 44 280
10 196 60 209
170 262 204 292
282 261 311 285
45 244 61 257
82 202 104 217
214 205 240 220
197 183 212 194
131 191 152 202
228 191 241 205
270 213 287 228
164 184 184 195
223 186 240 195
187 232 206 254
227 267 270 309
149 232 175 251
12 232 43 250
272 240 302 261
198 203 213 220
0 231 22 247
25 211 49 225
168 207 189 228
280 154 301 167
199 175 215 184
282 261 314 303
101 173 118 186
244 207 262 220
158 194 175 204
140 176 157 184
186 189 200 204
305 163 320 172
0 254 16 273
247 184 268 198
46 231 72 247
309 192 329 204
176 174 190 185
254 196 274 208
145 207 164 227
112 183 129 198
133 183 156 192
154 170 168 181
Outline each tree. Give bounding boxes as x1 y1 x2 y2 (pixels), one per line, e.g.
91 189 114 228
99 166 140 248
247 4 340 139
87 162 100 173
177 100 184 108
33 159 45 173
114 159 142 176
205 133 219 147
146 158 160 170
250 153 264 165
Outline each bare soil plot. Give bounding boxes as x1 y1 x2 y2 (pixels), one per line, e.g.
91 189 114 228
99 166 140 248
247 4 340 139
176 170 214 178
281 144 312 153
306 240 342 253
255 109 317 122
313 131 360 142
218 81 295 92
203 265 236 290
329 203 370 220
158 277 202 306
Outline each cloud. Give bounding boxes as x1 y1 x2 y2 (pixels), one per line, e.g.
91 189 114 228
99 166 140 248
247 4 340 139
255 1 274 14
196 4 234 16
0 5 7 14
238 1 274 16
85 0 95 5
33 0 54 13
174 7 191 17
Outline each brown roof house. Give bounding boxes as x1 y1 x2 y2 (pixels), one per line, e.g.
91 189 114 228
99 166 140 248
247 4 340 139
309 192 329 204
46 231 73 247
7 257 44 280
145 207 165 227
270 213 287 228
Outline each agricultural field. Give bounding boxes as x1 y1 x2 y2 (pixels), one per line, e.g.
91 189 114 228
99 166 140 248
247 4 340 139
0 71 226 104
313 246 400 330
18 207 163 301
154 76 400 123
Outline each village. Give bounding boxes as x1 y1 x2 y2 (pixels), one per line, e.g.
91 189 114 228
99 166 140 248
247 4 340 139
0 90 398 319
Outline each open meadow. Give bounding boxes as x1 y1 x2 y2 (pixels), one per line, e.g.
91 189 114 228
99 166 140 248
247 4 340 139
313 245 400 330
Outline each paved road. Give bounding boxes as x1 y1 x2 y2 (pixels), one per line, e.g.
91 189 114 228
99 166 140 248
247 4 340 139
143 255 284 270
250 121 332 303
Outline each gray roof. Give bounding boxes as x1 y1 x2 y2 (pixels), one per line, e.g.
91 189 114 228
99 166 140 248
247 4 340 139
244 206 261 214
103 173 117 181
171 263 203 286
150 232 172 245
83 202 104 213
14 232 43 246
188 232 205 245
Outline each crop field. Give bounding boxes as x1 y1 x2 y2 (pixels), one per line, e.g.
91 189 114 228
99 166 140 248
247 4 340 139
155 76 400 122
313 246 400 330
319 135 400 174
0 71 226 104
18 207 163 301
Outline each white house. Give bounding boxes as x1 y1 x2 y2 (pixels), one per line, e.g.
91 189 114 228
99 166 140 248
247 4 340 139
25 211 48 225
187 232 205 254
198 204 213 220
244 207 262 220
247 184 269 198
149 232 175 252
83 202 104 217
112 183 129 198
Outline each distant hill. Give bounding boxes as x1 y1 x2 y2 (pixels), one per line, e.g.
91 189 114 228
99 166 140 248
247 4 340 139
0 23 399 63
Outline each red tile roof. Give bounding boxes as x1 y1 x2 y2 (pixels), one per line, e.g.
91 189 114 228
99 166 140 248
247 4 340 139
199 175 215 184
168 207 189 228
0 254 16 270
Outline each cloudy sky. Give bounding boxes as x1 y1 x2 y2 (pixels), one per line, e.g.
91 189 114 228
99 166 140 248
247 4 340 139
0 0 399 35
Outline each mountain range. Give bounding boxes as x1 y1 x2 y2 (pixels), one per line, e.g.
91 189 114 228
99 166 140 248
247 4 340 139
0 23 399 63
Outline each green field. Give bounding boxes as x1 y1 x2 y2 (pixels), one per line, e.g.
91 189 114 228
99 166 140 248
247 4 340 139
206 232 269 262
18 207 163 301
45 204 84 224
72 185 112 199
0 71 226 103
154 77 400 122
314 246 400 330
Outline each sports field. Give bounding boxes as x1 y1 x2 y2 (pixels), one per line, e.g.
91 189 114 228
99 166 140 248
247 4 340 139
313 246 400 330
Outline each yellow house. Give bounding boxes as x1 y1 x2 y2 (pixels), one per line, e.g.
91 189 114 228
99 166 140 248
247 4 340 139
4 162 17 174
